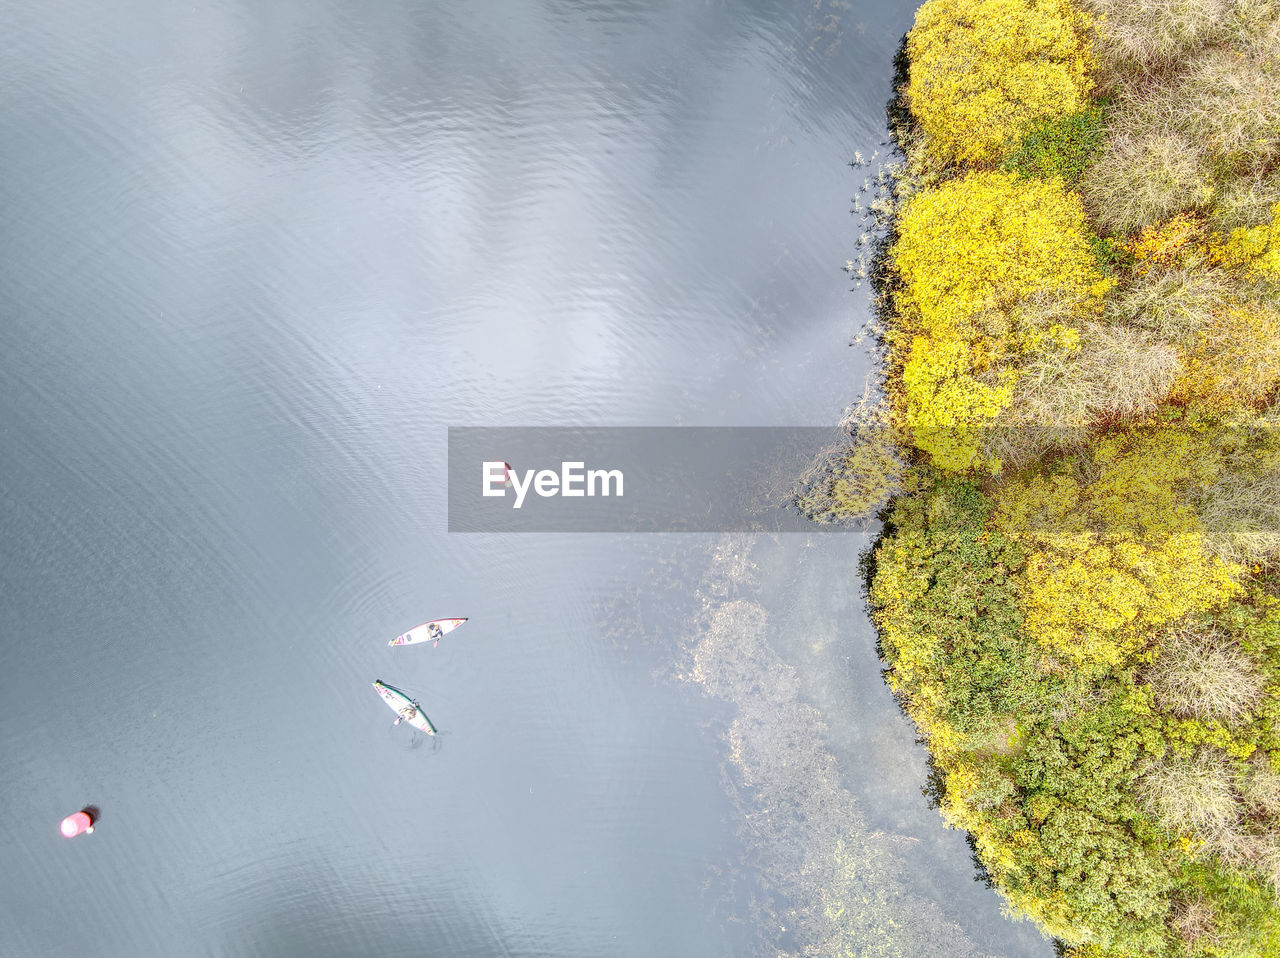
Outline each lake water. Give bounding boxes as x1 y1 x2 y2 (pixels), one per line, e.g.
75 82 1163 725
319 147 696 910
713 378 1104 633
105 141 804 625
0 0 1053 955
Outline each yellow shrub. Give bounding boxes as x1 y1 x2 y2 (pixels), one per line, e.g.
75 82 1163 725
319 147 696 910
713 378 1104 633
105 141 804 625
1126 214 1205 274
1018 534 1238 671
893 172 1102 341
873 541 952 726
906 0 1095 164
994 428 1241 672
1210 201 1280 276
902 335 1017 472
1172 300 1280 413
941 762 986 830
1086 429 1223 539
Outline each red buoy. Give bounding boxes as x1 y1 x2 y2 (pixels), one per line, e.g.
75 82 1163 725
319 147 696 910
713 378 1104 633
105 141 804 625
60 810 94 838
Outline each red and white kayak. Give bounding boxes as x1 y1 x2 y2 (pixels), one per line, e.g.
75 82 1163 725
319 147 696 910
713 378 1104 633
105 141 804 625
389 618 468 647
373 680 437 735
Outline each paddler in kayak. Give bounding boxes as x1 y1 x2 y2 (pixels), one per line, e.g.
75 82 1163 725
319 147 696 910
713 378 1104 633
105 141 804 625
428 622 444 646
394 703 419 726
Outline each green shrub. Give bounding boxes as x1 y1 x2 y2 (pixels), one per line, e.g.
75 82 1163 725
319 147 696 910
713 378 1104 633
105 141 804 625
1005 105 1108 187
1089 234 1130 274
1017 804 1174 952
1009 701 1176 952
870 479 1050 737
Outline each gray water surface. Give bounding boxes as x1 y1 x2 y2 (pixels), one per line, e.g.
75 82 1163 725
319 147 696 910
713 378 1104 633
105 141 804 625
0 1 1052 955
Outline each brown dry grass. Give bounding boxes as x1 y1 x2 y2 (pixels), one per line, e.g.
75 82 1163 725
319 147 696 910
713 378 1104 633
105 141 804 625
1240 755 1280 818
1014 321 1180 422
1083 126 1214 234
1251 835 1280 901
1177 48 1280 169
1107 267 1231 345
1171 299 1280 412
1083 0 1230 77
1083 44 1280 234
1147 625 1265 722
1140 748 1242 837
1170 895 1224 948
1229 0 1280 55
1197 467 1280 565
980 318 1182 468
1211 170 1280 230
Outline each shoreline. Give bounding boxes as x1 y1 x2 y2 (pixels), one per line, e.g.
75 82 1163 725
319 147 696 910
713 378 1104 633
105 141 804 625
820 0 1280 954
